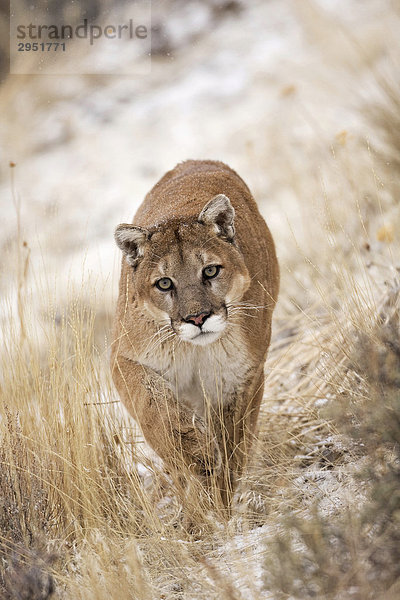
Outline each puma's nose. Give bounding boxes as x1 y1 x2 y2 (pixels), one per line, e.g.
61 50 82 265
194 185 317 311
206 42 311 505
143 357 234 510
184 311 211 327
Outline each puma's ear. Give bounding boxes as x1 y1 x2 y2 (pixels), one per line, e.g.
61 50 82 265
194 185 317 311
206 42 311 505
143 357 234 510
114 224 149 267
198 194 235 241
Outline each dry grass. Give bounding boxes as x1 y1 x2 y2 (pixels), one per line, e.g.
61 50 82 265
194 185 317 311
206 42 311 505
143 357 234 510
262 277 400 599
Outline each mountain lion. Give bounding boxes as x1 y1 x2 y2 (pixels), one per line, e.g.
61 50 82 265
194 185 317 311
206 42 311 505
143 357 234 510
111 160 279 511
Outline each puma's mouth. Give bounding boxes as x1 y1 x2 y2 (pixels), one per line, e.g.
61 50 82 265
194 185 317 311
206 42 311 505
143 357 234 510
177 314 226 345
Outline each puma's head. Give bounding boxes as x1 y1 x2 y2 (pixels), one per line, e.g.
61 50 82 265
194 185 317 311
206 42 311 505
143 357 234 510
115 195 250 346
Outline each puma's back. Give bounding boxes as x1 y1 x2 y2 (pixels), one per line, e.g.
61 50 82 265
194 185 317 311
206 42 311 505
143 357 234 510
135 159 278 300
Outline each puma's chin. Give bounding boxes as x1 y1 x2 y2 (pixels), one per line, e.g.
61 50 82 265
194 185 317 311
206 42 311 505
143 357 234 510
186 330 222 346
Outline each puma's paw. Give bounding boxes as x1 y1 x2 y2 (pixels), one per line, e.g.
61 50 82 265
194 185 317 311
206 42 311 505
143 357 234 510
189 419 223 476
197 437 223 477
176 416 222 476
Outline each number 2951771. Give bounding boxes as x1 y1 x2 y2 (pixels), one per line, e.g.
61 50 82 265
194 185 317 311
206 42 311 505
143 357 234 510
18 42 66 51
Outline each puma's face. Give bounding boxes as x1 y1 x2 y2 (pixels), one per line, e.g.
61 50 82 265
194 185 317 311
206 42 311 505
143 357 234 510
115 195 250 346
138 223 250 346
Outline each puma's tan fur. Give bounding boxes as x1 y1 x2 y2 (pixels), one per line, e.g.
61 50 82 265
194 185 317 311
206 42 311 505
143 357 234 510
111 160 279 510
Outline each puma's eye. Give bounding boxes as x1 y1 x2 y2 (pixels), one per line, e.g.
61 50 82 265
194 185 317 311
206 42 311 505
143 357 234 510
155 277 173 291
203 265 220 279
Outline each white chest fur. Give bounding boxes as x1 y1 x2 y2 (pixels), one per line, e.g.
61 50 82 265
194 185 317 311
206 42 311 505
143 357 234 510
158 329 251 417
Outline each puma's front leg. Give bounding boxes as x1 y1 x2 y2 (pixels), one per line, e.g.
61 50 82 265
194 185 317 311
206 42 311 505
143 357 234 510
214 371 265 508
111 354 222 478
